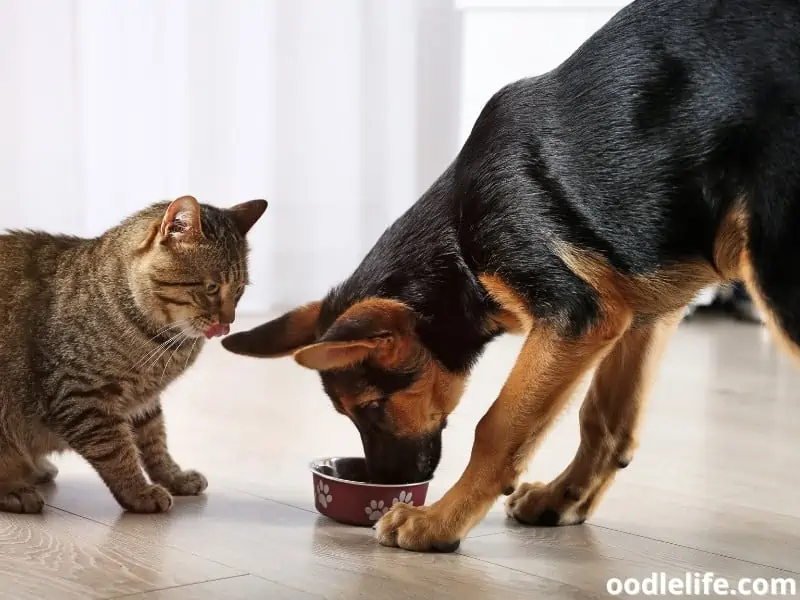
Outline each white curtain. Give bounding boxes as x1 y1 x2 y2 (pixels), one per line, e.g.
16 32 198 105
0 0 462 314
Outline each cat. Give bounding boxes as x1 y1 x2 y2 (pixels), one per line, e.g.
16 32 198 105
0 195 267 514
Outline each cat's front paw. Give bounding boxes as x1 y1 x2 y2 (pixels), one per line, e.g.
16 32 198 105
163 470 208 496
121 484 173 513
0 484 45 514
31 457 59 484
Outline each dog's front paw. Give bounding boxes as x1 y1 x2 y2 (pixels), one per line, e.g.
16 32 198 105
163 470 208 496
374 503 461 553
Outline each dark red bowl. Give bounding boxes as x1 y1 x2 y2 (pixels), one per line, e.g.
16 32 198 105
309 457 431 527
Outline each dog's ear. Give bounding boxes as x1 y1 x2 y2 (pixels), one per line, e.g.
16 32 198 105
220 301 321 358
293 298 417 371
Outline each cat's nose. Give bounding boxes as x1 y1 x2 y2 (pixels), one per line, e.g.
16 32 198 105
219 301 235 325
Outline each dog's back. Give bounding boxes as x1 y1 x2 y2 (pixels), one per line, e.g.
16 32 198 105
454 0 800 341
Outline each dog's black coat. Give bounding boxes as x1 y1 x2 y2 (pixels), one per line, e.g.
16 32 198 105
324 0 800 374
227 0 800 484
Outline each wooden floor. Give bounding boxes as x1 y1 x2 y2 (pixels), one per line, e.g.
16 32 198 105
2 314 799 599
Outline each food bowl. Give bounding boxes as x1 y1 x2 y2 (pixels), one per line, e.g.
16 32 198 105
309 457 431 527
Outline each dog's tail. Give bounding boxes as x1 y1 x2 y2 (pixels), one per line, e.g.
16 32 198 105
738 195 800 359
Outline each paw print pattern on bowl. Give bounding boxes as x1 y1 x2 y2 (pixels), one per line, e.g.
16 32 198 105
309 457 431 527
365 500 389 521
392 490 413 507
317 480 333 508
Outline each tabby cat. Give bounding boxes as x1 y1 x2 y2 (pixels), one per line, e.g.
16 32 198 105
0 195 267 514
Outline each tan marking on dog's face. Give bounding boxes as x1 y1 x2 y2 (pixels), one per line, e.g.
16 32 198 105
222 296 466 439
389 361 465 437
321 352 465 438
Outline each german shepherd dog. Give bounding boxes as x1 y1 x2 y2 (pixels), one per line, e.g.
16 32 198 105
222 0 800 552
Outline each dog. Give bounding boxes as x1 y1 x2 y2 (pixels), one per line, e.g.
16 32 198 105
222 0 800 552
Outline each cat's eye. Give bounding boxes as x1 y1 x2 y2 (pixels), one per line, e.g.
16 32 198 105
205 283 220 295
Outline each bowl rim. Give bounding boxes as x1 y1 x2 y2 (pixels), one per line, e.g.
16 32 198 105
308 456 433 488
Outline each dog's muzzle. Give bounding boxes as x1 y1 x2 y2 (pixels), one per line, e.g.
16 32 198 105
359 428 443 484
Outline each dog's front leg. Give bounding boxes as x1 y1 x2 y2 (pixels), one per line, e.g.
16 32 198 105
375 309 632 552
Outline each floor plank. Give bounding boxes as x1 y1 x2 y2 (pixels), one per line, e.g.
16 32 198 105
462 523 796 594
114 575 321 600
0 506 239 600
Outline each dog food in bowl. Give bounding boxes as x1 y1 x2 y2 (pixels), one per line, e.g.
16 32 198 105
309 457 431 527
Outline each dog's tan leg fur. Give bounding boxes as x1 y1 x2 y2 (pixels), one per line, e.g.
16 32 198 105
375 281 632 551
506 310 681 525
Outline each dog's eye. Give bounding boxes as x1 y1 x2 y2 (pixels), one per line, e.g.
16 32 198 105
362 397 388 416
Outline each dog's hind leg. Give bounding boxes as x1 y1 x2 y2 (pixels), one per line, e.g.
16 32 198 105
732 186 800 361
506 310 681 526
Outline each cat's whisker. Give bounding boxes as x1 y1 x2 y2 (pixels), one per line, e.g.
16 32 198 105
141 343 178 376
126 332 177 361
133 330 187 373
120 321 183 357
142 330 187 370
119 320 178 344
144 327 194 374
160 333 189 383
130 336 175 372
127 320 189 365
184 338 199 371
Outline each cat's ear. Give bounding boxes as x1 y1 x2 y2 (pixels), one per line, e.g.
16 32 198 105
159 195 204 243
293 298 417 371
221 301 322 358
227 199 268 236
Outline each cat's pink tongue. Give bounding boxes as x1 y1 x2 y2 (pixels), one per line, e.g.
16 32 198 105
204 323 230 339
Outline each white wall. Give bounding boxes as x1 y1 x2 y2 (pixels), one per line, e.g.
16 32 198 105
0 0 463 314
1 0 637 314
456 0 629 143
